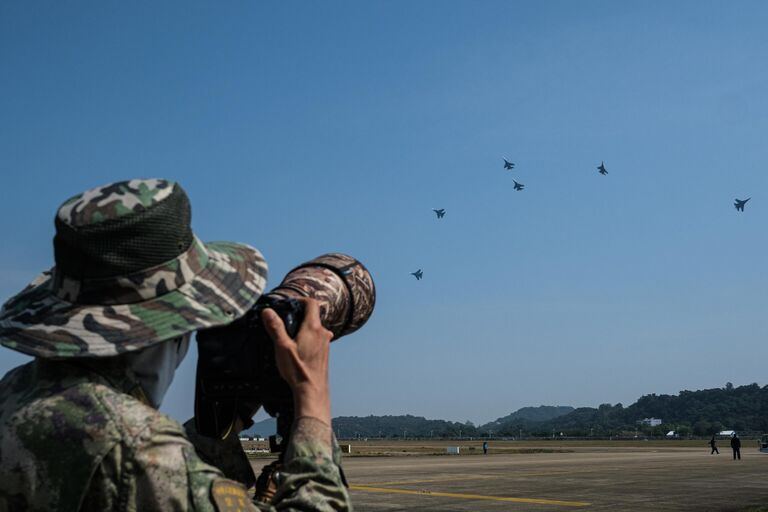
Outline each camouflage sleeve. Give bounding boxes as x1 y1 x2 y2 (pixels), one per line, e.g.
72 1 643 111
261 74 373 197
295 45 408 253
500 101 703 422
187 416 352 511
267 417 352 511
113 415 349 511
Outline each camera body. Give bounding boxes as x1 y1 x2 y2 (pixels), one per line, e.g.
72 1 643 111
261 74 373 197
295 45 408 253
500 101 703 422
194 295 305 438
194 253 375 440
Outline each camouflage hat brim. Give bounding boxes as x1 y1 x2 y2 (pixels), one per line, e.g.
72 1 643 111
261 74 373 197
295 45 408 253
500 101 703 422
0 241 268 358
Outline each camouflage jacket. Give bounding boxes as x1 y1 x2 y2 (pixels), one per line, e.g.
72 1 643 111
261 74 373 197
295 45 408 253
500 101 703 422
0 359 351 511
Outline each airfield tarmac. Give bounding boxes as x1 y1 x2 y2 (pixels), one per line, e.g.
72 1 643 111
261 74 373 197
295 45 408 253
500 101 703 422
249 440 768 511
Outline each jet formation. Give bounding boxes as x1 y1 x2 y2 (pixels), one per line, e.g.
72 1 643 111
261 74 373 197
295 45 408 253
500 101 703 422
412 157 751 281
505 160 525 192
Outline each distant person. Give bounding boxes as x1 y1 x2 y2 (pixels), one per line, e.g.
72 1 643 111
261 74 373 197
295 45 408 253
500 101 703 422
731 433 742 460
709 434 719 454
483 441 488 455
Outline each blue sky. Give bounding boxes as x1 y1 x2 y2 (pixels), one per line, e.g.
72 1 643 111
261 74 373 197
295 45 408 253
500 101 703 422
2 1 767 425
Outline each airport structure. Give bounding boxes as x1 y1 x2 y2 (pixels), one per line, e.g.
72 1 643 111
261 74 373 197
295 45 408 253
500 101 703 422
638 418 662 427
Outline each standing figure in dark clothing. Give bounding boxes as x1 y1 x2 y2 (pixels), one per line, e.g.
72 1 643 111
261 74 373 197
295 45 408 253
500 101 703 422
709 435 719 454
731 433 742 460
483 441 488 455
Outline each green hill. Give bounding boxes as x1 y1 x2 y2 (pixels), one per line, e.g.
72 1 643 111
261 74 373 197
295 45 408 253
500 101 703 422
479 405 575 433
522 382 768 437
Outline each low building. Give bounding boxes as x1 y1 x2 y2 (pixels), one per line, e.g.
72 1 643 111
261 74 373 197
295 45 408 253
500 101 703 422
638 418 662 427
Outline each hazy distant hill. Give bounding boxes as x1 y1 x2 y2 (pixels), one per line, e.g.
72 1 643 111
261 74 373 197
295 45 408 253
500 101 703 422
242 417 276 438
479 406 574 432
243 414 474 439
331 414 476 438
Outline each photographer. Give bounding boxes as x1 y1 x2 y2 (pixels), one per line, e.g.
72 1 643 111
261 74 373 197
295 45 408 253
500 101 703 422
0 179 351 511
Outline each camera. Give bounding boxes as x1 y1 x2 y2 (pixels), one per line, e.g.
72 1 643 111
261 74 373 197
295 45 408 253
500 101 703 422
194 253 376 440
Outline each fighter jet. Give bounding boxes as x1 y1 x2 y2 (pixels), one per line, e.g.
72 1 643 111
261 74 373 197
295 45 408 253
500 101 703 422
735 198 751 212
504 159 515 170
411 269 423 280
597 162 608 175
433 208 446 219
513 180 524 191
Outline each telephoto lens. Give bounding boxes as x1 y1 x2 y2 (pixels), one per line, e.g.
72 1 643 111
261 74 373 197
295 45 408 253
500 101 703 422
266 253 376 338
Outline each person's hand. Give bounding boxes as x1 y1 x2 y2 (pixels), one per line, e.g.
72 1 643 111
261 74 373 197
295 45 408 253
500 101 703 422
261 298 333 425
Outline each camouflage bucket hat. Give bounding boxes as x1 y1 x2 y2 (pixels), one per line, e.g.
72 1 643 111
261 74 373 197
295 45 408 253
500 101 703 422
0 179 268 358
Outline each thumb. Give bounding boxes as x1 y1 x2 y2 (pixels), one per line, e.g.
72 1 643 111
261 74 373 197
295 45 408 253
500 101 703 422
261 308 293 350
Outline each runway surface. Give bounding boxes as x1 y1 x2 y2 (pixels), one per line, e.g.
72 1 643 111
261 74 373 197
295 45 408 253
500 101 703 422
340 447 768 511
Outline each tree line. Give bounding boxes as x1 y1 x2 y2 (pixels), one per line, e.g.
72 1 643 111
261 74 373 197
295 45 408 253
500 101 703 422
328 383 768 438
